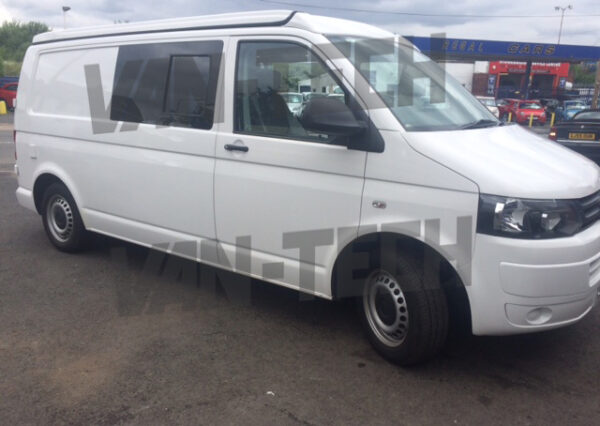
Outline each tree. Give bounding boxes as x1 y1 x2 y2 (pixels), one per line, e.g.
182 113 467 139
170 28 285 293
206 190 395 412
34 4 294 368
3 61 21 75
571 63 596 86
0 21 48 75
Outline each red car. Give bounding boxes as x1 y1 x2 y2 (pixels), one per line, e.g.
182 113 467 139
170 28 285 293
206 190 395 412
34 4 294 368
496 98 518 120
0 83 18 111
513 100 547 124
512 101 546 124
500 99 546 125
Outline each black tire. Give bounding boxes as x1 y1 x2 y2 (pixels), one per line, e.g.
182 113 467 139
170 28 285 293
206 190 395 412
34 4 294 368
358 245 448 365
41 183 88 252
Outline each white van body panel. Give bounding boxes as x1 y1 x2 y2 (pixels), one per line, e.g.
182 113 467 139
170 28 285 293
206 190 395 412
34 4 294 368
16 37 222 246
288 13 393 38
470 222 600 334
361 131 479 289
405 124 600 199
32 10 295 44
214 35 367 297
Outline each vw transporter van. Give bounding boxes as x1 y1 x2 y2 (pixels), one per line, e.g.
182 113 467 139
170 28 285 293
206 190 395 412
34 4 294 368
14 10 600 364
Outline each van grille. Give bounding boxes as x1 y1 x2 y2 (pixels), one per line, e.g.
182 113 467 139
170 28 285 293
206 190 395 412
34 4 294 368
580 190 600 229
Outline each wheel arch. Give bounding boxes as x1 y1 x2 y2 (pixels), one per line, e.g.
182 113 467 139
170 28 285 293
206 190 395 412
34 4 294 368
32 169 83 220
331 231 472 333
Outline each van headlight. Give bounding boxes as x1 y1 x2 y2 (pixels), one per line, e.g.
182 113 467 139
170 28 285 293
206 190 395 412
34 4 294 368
477 195 582 239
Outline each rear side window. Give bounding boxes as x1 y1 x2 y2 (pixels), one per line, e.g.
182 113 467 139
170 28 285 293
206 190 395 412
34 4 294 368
111 40 223 130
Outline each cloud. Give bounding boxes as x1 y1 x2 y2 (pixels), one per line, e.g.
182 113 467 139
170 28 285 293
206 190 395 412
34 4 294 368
0 2 14 22
2 0 600 45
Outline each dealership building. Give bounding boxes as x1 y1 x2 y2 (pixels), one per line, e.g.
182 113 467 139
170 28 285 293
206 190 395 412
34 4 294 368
405 36 600 100
443 60 570 98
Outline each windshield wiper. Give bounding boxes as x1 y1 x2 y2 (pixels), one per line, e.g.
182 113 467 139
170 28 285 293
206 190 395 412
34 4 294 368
461 119 500 129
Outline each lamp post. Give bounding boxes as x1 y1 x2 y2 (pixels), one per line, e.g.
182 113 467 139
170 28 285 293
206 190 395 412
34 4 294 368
554 5 572 45
62 6 71 29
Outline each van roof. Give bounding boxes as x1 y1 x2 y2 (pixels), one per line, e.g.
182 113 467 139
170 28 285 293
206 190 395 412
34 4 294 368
32 10 393 45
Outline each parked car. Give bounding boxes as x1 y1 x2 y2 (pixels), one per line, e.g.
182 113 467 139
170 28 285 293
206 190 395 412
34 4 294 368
540 98 560 114
302 92 326 102
496 98 517 120
15 10 600 365
279 92 303 115
0 76 19 87
549 109 600 164
0 82 18 111
556 100 588 121
475 96 499 118
503 100 547 125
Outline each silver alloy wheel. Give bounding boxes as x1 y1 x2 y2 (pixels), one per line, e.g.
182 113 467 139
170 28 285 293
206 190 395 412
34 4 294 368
363 270 410 347
46 195 74 243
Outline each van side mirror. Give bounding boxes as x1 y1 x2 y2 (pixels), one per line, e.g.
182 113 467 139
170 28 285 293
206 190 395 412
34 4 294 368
299 97 366 137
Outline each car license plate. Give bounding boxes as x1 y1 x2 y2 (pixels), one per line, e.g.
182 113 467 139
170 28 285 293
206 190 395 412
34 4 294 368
568 133 596 141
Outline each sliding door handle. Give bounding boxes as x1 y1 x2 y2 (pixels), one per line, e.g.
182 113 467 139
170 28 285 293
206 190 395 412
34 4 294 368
224 143 249 153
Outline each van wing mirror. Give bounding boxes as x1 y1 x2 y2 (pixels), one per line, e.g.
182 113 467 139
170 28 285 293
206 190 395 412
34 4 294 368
298 97 366 137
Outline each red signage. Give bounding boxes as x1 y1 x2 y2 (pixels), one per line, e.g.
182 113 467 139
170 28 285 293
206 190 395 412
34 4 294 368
489 61 570 77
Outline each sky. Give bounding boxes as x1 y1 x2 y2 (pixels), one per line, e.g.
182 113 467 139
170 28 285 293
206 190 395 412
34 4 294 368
1 0 600 46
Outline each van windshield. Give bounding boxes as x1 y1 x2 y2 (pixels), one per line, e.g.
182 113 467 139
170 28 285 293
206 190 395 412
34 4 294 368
327 36 498 131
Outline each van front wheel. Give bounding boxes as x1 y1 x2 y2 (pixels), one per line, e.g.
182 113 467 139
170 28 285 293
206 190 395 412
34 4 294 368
359 250 448 365
41 183 87 252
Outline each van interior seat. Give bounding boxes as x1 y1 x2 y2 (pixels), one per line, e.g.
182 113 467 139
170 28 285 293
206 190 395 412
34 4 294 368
239 68 307 137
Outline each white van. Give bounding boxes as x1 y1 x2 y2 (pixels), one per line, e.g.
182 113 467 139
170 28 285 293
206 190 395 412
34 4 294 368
14 10 600 364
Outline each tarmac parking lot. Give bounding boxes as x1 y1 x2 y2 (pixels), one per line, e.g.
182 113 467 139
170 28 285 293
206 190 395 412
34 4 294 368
1 112 598 425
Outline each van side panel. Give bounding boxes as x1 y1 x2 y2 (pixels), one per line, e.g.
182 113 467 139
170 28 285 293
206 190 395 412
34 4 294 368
16 41 220 244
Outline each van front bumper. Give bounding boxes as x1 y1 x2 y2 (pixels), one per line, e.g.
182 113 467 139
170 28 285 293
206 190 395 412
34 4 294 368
469 222 600 335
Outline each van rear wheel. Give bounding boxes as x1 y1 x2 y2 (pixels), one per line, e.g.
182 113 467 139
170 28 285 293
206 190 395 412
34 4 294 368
41 183 88 252
358 249 448 365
